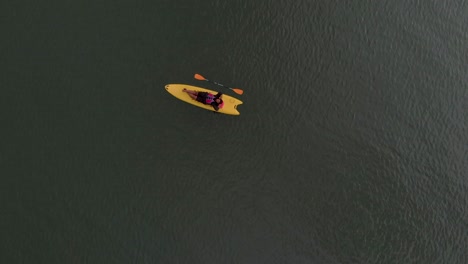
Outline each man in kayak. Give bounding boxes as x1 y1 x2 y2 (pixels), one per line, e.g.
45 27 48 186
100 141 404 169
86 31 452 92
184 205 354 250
182 88 224 111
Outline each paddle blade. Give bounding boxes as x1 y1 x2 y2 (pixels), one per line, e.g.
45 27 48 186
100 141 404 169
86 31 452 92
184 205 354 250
194 74 206 81
232 88 244 95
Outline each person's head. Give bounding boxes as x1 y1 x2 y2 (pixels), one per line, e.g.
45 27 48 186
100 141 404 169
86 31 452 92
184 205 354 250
215 98 223 104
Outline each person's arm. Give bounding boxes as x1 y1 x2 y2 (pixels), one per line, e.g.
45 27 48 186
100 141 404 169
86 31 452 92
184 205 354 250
215 92 223 98
211 102 219 111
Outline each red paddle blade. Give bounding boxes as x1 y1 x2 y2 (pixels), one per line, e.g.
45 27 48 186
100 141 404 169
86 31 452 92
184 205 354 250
194 74 206 81
232 88 243 95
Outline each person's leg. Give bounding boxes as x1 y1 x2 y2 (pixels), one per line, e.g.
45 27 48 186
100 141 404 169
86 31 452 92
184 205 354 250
187 93 197 100
183 89 198 100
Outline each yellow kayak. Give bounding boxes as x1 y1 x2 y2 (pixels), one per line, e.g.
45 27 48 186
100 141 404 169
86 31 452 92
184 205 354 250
165 84 243 115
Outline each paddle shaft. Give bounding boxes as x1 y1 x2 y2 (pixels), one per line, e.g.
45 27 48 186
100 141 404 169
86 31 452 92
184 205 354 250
205 78 232 89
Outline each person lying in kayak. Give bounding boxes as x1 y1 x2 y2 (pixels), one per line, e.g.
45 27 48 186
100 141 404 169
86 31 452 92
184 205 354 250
182 88 224 111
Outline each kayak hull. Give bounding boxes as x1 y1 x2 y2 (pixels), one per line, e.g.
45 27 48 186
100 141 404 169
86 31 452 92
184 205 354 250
165 84 243 115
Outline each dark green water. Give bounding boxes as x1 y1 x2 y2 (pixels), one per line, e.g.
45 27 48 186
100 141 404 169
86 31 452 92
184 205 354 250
3 0 467 263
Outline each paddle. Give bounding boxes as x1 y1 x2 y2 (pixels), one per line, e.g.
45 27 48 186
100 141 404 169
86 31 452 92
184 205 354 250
194 74 244 95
